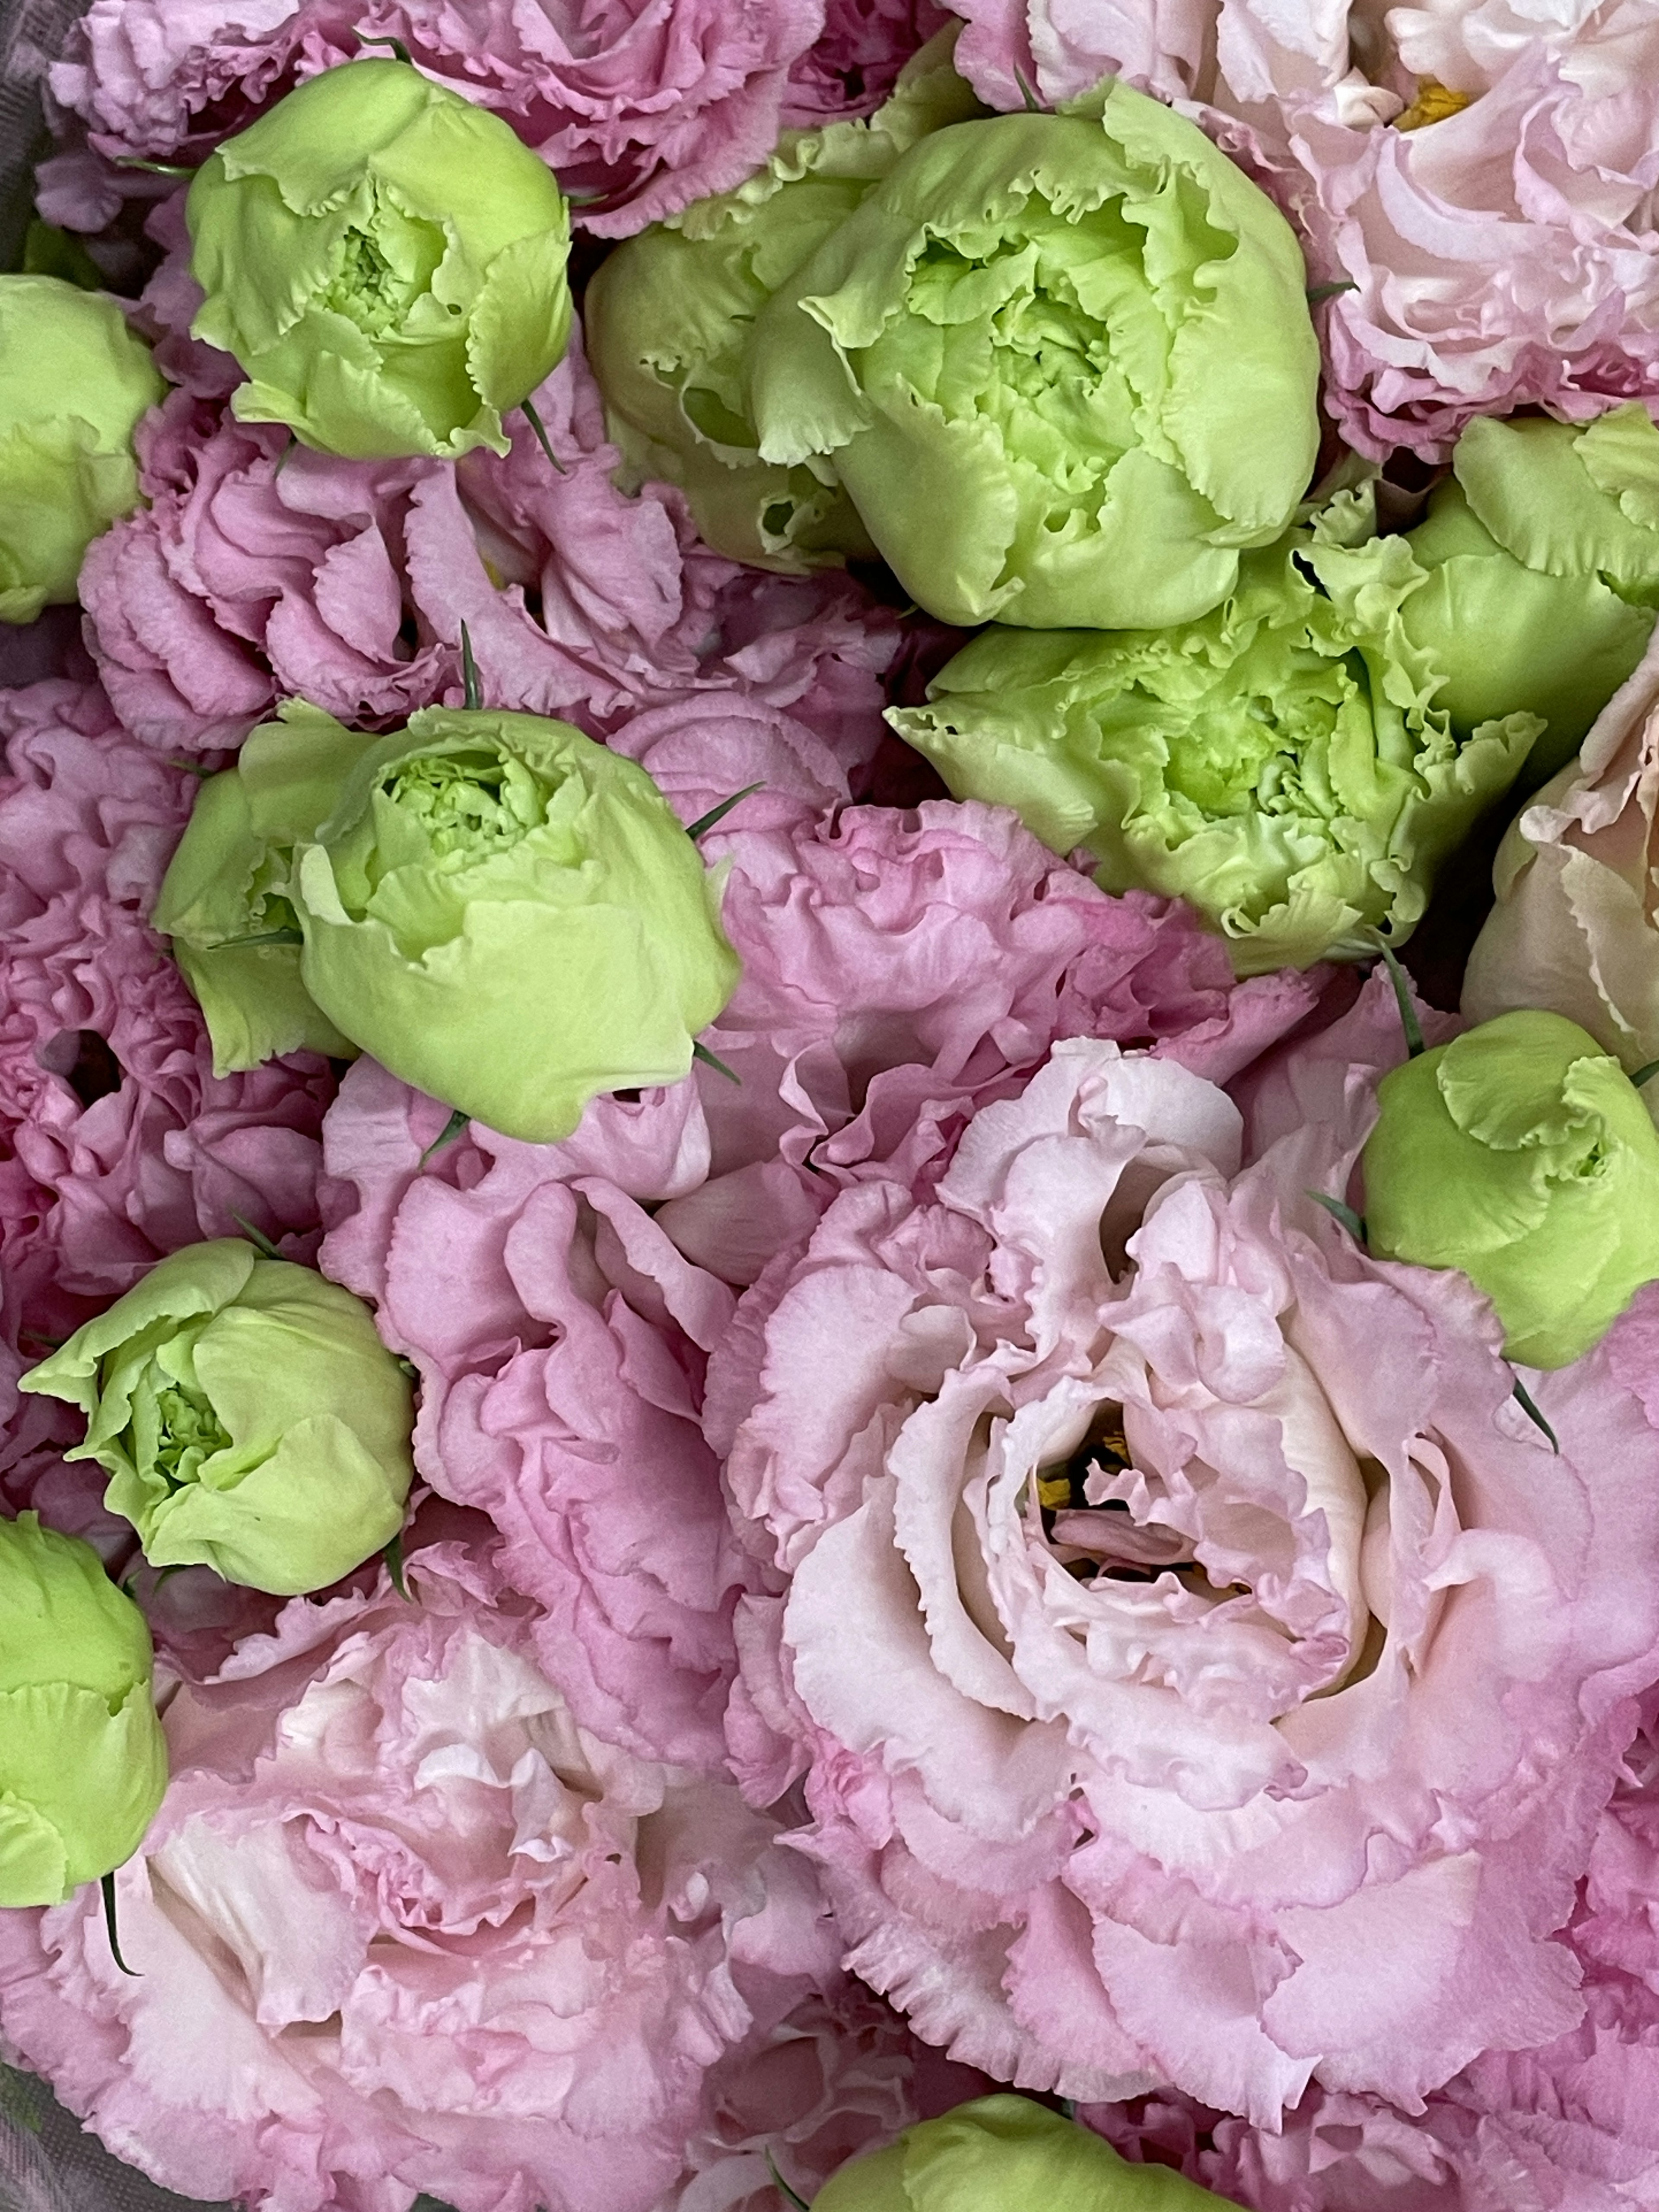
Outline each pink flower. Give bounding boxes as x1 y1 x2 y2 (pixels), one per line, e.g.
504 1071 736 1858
83 295 903 763
0 1534 839 2212
781 0 954 123
52 0 844 239
0 679 331 1414
710 982 1659 2124
948 0 1659 458
318 1062 757 1773
667 800 1320 1284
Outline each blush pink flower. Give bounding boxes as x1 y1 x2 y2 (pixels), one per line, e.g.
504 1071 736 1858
0 678 331 1421
781 0 954 123
709 981 1659 2125
0 1534 840 2212
947 0 1659 459
82 294 903 762
52 0 838 239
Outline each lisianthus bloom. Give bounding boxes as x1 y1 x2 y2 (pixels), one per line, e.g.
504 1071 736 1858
156 698 740 1142
20 1237 413 1596
1464 641 1659 1081
890 486 1538 973
1362 1011 1659 1370
1400 408 1659 785
586 29 979 571
187 58 571 460
745 80 1320 629
816 2093 1223 2210
0 1512 167 1907
0 275 164 625
711 981 1659 2123
0 1535 839 2212
0 677 332 1435
944 0 1659 461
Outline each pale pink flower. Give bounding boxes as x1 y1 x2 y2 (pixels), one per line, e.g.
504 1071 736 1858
711 981 1659 2123
0 1536 839 2212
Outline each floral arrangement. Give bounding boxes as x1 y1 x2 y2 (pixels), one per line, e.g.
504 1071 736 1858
6 1 1659 2207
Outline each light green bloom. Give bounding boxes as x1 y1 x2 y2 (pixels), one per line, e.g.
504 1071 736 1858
0 274 164 624
20 1240 415 1595
0 1513 168 1907
153 702 381 1074
159 699 739 1139
1362 1010 1659 1369
890 486 1540 973
188 58 571 460
815 2096 1224 2212
1398 405 1659 786
744 81 1321 629
584 29 980 571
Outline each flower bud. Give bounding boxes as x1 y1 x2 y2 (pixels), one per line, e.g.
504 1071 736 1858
20 1240 415 1595
187 58 572 460
0 1513 168 1907
0 274 164 624
815 2097 1224 2212
1362 1009 1659 1368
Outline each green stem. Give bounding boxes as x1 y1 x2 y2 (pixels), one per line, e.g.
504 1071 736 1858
686 783 764 841
100 1872 138 1977
460 621 482 711
692 1041 741 1085
521 396 566 475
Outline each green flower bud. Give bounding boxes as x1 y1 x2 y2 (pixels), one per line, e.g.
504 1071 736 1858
584 29 980 572
1398 406 1659 787
0 1513 168 1907
890 486 1538 973
187 58 572 460
20 1241 416 1595
155 698 741 1140
1362 1010 1659 1369
815 2097 1224 2212
744 82 1321 630
0 274 165 624
152 702 381 1074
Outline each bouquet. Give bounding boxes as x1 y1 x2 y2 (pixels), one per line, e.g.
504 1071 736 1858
6 0 1659 2206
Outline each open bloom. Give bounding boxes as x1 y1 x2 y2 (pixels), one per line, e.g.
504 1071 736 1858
710 981 1659 2123
0 1535 839 2212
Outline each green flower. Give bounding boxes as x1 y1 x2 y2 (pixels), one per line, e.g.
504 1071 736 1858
0 274 164 624
890 486 1539 973
585 29 980 571
20 1240 416 1595
815 2096 1224 2212
0 1513 168 1907
744 81 1321 629
187 58 572 460
1398 405 1659 786
1362 1010 1659 1369
156 699 740 1141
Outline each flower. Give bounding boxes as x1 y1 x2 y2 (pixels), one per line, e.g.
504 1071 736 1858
890 492 1538 973
709 979 1659 2123
20 1237 414 1595
187 58 571 459
0 1511 167 1907
0 677 333 1437
0 1535 838 2212
815 2093 1225 2210
159 698 740 1142
1463 640 1659 1077
1360 1010 1659 1370
0 275 164 626
585 29 980 571
1399 408 1659 786
745 82 1321 629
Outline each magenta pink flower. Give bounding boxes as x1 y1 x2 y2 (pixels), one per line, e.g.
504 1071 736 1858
0 1534 841 2212
82 295 903 761
709 979 1659 2123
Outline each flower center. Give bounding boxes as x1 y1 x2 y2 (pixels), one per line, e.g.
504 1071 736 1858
383 752 551 862
152 1382 232 1491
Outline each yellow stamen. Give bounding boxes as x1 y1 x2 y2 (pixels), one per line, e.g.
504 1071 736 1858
1396 78 1475 131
